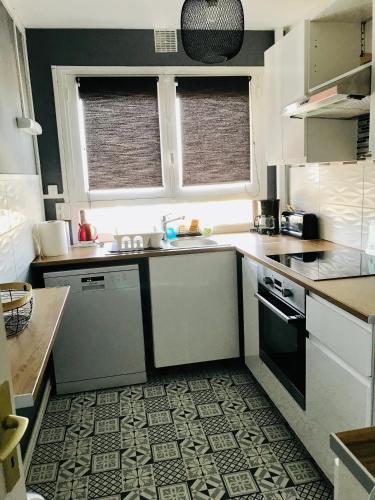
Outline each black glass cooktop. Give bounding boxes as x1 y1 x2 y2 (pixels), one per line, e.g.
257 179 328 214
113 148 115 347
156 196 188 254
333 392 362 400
267 249 375 281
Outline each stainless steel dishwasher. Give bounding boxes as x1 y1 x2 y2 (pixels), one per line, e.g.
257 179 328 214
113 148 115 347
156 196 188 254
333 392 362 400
44 264 147 394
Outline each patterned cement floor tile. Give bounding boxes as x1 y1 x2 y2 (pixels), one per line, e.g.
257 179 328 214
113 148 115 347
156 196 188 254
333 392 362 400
223 470 259 496
284 460 322 486
27 362 333 500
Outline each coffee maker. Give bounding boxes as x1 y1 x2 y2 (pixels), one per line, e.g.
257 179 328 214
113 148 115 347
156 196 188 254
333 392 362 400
254 199 280 235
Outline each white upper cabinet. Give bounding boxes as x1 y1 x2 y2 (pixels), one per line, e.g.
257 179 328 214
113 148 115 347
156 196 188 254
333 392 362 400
265 19 369 165
308 22 362 91
281 20 362 107
281 22 309 108
264 43 283 165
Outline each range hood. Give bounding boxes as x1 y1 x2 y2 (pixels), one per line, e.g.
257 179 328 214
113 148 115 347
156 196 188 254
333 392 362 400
283 63 371 119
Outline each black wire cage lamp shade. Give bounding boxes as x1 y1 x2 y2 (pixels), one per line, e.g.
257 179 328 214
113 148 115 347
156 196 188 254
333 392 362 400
181 0 244 64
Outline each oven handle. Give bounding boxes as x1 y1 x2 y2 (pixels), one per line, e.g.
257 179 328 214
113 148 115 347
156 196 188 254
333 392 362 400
254 292 305 324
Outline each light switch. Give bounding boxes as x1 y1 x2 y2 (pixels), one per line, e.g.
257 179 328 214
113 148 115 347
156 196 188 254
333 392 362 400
47 185 59 196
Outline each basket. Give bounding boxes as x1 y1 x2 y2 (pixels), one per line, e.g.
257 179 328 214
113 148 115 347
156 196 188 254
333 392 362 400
1 282 33 338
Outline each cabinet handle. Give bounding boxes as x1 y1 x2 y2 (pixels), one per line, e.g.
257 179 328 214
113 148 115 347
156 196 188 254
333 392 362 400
0 415 28 462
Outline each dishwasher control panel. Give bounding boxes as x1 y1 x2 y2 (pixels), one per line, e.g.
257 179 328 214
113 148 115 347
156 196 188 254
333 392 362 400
44 265 140 293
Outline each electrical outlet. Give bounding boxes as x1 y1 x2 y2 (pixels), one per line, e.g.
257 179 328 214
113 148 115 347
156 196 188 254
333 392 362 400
55 203 71 221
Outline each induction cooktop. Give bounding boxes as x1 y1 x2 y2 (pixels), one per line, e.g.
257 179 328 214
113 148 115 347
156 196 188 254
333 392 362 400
267 248 375 281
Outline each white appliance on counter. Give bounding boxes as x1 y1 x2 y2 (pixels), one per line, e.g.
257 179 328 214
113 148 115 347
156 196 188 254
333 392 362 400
44 265 146 394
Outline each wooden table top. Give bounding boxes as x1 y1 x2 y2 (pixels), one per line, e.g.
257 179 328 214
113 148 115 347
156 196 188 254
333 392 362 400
331 427 375 493
7 286 69 408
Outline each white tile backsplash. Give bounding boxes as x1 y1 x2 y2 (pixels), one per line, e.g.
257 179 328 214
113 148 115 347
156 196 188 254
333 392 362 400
319 203 363 249
0 235 16 282
362 207 375 252
288 165 319 213
363 164 375 208
0 174 43 283
319 163 364 207
0 181 10 236
288 161 375 250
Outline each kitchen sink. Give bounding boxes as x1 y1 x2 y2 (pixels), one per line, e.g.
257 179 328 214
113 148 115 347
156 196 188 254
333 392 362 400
170 237 218 249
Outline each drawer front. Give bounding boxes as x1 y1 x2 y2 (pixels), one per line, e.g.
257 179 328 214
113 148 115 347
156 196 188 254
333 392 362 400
306 338 372 480
306 295 373 377
307 338 372 433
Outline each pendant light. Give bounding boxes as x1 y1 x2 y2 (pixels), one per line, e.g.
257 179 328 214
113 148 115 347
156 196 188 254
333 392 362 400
181 0 244 64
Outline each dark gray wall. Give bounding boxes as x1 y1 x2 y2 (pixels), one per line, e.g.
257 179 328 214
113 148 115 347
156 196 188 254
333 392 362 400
26 29 274 194
0 0 36 174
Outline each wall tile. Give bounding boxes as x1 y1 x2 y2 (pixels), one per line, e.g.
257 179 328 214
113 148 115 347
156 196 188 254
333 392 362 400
288 166 319 213
0 232 16 282
11 224 36 281
0 174 43 283
0 181 10 236
319 163 364 208
363 162 375 208
7 175 43 229
319 203 363 249
362 207 375 251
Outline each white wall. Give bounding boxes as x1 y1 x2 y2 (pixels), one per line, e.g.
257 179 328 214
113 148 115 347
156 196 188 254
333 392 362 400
288 160 375 250
86 198 254 239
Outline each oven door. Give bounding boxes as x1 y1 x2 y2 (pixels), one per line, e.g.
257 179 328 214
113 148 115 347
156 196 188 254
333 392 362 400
256 286 307 410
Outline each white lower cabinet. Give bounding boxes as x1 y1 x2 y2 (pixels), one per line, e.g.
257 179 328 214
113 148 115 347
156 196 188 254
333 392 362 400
246 289 373 484
149 251 239 368
306 337 372 481
242 257 260 378
334 459 369 500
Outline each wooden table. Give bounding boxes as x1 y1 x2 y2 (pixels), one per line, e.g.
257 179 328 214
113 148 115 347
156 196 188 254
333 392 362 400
7 287 69 408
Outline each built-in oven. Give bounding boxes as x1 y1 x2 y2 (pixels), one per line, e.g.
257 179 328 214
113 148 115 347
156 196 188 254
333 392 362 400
255 265 308 410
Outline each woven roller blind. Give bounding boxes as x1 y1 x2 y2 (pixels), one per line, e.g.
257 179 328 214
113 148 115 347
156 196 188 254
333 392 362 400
176 77 250 186
78 77 162 191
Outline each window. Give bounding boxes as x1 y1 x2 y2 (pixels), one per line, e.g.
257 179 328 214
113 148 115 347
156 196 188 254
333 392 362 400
78 77 163 191
53 67 261 206
176 77 251 186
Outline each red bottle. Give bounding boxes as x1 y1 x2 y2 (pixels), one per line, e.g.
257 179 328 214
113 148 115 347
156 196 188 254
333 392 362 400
78 223 88 241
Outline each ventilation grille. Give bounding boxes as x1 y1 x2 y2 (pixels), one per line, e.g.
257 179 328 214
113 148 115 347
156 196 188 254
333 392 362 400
154 30 178 53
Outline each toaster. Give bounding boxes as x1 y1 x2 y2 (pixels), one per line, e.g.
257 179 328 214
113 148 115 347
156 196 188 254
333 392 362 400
280 211 319 239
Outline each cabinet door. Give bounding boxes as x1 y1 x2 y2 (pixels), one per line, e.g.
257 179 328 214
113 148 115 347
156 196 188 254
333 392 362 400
280 23 308 165
334 460 369 500
282 117 306 165
149 251 239 368
281 21 308 107
264 43 283 165
242 257 259 376
306 337 372 480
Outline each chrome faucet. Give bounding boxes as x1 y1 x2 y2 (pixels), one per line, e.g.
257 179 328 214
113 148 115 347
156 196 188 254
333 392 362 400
161 214 185 241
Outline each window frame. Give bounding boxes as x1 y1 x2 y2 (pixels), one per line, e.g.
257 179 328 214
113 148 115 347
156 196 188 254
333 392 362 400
52 66 264 206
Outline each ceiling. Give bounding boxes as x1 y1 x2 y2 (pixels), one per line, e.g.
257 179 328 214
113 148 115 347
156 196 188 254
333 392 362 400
6 0 332 30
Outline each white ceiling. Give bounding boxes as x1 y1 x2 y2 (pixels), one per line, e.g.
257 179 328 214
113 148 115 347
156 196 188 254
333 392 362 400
6 0 332 30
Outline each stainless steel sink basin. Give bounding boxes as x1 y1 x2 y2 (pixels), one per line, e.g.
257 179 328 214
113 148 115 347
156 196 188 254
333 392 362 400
170 237 218 249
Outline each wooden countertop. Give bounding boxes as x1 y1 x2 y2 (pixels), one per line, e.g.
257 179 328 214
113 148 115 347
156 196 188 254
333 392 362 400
331 428 375 493
32 232 375 324
7 286 69 408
